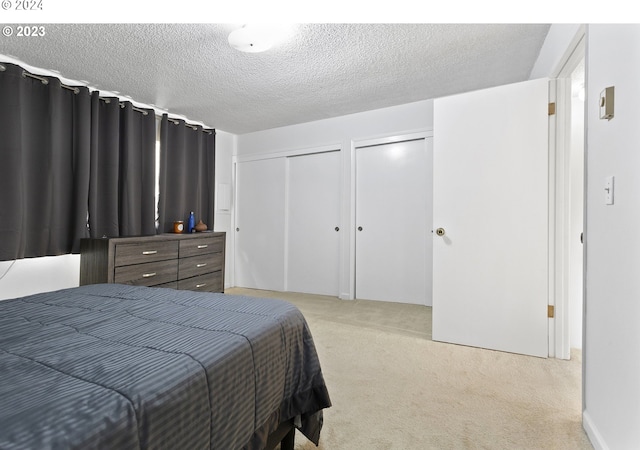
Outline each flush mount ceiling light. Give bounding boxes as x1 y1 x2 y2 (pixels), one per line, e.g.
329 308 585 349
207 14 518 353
228 24 295 53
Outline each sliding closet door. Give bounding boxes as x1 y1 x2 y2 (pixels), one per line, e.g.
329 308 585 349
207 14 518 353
286 151 341 296
235 158 286 291
355 138 432 305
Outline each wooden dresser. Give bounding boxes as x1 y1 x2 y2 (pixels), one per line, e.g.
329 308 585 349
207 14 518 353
79 232 226 293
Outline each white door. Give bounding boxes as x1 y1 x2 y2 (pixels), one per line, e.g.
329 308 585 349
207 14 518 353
286 151 341 296
355 138 432 305
432 78 549 358
235 158 286 291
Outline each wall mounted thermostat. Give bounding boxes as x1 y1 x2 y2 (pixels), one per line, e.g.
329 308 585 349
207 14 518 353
600 86 615 120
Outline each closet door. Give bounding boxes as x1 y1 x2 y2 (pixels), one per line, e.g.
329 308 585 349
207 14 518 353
355 138 432 305
286 151 341 296
235 158 286 291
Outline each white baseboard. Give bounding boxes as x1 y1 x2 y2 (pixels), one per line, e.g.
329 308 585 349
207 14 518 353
583 410 609 450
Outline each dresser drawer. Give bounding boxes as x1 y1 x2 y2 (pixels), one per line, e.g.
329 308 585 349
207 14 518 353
178 253 224 279
153 281 178 290
177 271 223 293
80 232 225 293
179 235 224 258
115 241 179 266
114 259 178 287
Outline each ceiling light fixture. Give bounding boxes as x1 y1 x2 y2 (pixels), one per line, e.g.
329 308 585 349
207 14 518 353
228 24 295 53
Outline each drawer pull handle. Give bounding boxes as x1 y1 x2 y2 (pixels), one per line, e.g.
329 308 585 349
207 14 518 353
197 244 208 249
196 283 207 288
142 272 157 278
142 250 158 255
196 263 207 268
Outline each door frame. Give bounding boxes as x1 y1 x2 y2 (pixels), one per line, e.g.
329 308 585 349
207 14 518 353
549 30 586 360
348 130 433 300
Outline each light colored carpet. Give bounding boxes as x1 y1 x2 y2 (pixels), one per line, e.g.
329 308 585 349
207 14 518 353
226 288 593 450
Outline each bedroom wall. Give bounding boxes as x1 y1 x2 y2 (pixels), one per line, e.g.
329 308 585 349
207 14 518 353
237 100 434 158
530 24 584 79
0 129 237 300
582 24 640 449
213 130 236 289
235 100 434 299
0 255 80 300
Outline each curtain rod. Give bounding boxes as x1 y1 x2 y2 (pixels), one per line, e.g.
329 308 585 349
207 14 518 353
99 98 149 116
18 69 148 117
6 64 213 133
21 70 81 94
166 117 214 135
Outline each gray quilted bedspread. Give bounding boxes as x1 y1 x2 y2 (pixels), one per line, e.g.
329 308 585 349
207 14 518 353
0 284 330 449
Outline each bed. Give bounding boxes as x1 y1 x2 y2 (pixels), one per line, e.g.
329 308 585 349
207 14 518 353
0 284 331 449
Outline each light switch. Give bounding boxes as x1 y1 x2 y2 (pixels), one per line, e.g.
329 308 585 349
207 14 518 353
605 176 614 205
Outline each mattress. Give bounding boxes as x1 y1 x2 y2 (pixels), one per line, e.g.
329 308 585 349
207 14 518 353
0 284 331 449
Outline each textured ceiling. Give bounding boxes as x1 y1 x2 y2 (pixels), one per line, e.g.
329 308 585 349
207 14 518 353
0 24 550 134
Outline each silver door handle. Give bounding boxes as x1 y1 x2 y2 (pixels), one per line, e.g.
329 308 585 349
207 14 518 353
435 228 445 237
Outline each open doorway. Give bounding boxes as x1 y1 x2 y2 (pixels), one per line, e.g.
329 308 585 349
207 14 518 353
553 36 585 359
568 56 585 353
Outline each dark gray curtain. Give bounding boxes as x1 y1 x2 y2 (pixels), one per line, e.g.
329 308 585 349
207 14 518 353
119 102 157 236
0 62 91 260
158 114 215 233
88 94 156 238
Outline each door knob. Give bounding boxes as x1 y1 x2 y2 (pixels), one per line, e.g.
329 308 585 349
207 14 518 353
435 227 445 237
236 227 240 231
335 227 340 232
357 226 363 231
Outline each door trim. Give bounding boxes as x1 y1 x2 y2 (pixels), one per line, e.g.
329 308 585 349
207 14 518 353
348 129 433 300
550 32 586 360
235 143 341 163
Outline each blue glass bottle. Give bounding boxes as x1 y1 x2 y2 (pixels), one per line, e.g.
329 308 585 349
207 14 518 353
188 211 195 233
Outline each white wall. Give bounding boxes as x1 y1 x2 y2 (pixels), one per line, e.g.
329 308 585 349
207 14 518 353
213 130 236 289
0 255 80 300
531 24 640 449
235 100 434 299
530 24 584 79
582 24 640 449
237 100 434 157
